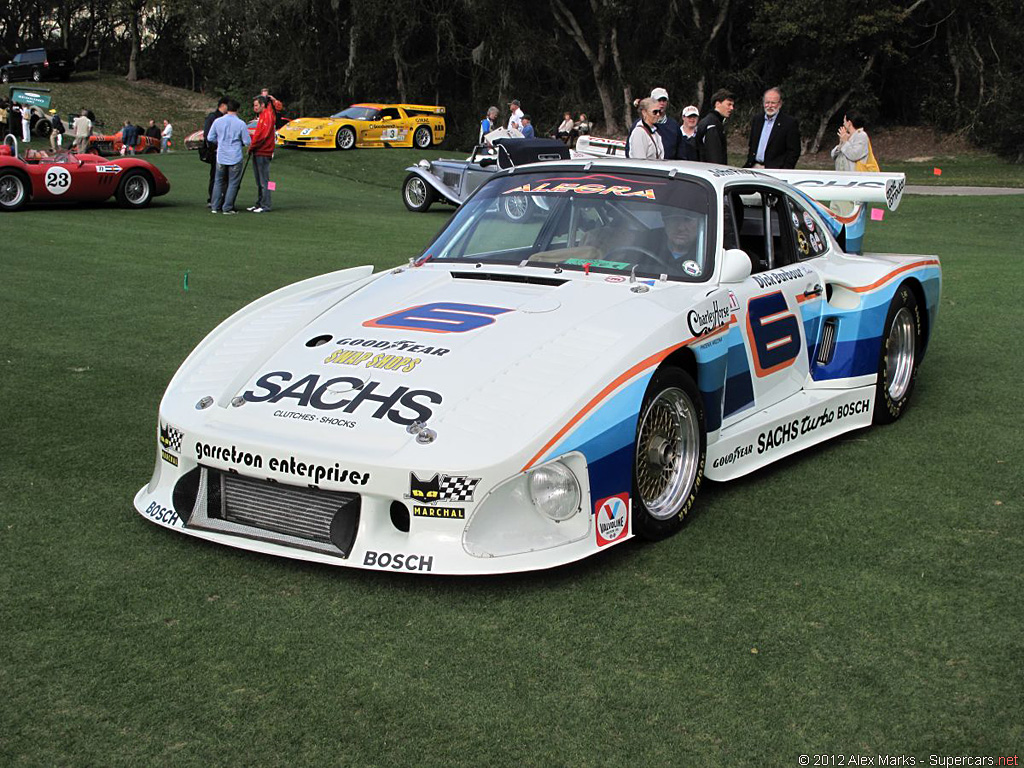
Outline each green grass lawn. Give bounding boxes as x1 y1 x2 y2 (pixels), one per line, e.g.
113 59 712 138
1 148 1021 767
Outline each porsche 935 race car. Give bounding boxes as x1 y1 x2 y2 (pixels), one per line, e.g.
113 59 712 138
0 138 170 210
136 158 938 575
276 103 445 150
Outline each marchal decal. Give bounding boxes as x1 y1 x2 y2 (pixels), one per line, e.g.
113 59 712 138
407 472 480 504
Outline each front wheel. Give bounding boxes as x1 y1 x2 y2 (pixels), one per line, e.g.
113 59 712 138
0 170 28 211
31 68 41 82
873 283 923 424
632 367 706 541
335 126 355 150
501 194 530 221
116 169 153 208
413 125 432 149
402 174 436 212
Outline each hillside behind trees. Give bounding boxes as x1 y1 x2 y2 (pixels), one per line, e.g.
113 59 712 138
4 0 1022 160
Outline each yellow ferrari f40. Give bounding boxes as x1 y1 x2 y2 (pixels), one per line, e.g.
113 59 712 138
275 103 446 150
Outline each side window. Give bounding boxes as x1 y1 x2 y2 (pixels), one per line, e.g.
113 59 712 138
785 196 828 259
379 108 401 121
731 189 793 273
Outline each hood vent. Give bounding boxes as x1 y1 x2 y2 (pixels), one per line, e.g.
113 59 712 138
450 271 567 287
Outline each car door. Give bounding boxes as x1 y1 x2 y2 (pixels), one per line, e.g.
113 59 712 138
720 183 825 428
364 107 401 145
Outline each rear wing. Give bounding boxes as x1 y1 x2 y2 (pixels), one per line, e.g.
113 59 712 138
400 104 446 115
758 169 906 211
573 135 626 158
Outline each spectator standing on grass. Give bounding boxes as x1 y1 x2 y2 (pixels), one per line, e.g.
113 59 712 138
72 109 92 153
0 99 8 138
161 119 173 152
145 119 160 140
744 87 801 169
206 99 250 215
831 112 877 172
507 99 524 132
20 104 32 143
628 98 665 160
247 95 278 213
202 98 228 206
626 87 681 159
678 105 699 161
120 120 136 155
479 106 498 143
696 89 735 164
9 102 22 142
520 115 535 139
49 110 65 151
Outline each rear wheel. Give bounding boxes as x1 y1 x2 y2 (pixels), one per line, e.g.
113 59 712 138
335 126 355 150
413 125 432 149
35 119 52 138
0 170 28 211
632 367 706 541
402 174 436 212
873 283 923 424
116 169 153 208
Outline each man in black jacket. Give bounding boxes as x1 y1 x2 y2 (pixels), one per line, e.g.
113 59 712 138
696 89 735 165
743 87 801 169
202 98 228 205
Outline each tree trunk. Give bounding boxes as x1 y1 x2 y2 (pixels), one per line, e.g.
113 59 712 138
551 0 619 134
126 5 141 81
808 52 876 154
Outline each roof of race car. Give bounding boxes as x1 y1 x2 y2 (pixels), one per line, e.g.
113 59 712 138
349 102 444 112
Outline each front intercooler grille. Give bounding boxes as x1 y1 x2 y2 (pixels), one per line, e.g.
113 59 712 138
185 468 360 557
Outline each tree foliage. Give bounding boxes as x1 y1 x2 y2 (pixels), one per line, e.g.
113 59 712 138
2 0 1021 158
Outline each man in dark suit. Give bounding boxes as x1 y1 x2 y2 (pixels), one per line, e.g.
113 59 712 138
744 87 801 169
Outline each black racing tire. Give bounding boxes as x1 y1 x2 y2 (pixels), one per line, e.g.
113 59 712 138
0 169 28 211
35 119 52 138
501 194 531 221
413 125 432 149
873 282 923 424
116 169 153 209
632 366 706 541
402 173 436 212
335 126 355 150
31 68 41 83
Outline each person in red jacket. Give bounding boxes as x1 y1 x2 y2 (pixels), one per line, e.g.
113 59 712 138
247 93 281 213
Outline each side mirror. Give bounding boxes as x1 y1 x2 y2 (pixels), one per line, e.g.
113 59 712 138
720 248 752 283
478 157 497 167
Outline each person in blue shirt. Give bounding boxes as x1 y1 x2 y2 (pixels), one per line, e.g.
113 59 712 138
521 114 535 139
479 106 498 144
205 99 251 214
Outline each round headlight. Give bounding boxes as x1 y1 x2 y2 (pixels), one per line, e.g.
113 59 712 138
527 463 581 522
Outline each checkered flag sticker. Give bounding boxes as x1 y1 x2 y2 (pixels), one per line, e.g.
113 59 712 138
160 423 183 452
439 474 480 502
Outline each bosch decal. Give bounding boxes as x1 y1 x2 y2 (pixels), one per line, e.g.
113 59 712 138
243 371 441 426
363 303 513 334
363 550 434 572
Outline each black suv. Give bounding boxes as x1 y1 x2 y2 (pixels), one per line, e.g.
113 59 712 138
1 48 73 83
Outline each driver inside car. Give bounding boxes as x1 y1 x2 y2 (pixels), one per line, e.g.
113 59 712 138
663 209 703 261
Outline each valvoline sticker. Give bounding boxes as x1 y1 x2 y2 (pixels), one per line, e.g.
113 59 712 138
595 493 629 547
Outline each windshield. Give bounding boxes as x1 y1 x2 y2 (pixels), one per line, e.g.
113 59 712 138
331 107 380 120
423 170 715 281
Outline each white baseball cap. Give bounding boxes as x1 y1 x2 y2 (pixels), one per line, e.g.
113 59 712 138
682 105 699 117
650 87 669 101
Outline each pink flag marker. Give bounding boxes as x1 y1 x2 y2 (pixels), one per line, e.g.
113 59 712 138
933 167 942 176
870 208 885 221
267 181 277 191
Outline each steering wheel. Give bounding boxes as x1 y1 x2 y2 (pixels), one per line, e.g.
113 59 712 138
604 244 675 271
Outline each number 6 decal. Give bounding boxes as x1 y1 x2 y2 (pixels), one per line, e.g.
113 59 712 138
745 291 801 376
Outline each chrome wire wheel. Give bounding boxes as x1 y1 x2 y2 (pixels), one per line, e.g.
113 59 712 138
124 174 150 205
502 194 529 221
0 173 26 209
635 387 701 520
404 176 427 207
885 307 916 401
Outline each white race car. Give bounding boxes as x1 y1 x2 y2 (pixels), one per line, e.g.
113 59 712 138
136 159 939 575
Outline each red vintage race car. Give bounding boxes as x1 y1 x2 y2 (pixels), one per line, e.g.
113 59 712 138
0 143 170 211
87 130 161 156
